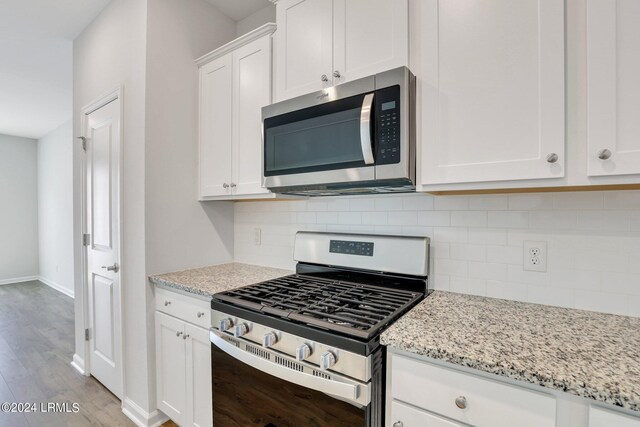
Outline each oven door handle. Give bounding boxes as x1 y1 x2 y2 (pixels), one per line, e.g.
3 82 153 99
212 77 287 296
210 330 370 406
360 93 375 165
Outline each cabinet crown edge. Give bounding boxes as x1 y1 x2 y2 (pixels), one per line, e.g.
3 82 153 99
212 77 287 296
195 22 276 66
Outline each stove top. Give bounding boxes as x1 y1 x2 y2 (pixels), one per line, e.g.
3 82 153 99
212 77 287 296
214 274 424 340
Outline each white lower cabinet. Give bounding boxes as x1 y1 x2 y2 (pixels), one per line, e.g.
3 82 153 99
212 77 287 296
589 406 640 427
391 400 464 427
156 294 212 427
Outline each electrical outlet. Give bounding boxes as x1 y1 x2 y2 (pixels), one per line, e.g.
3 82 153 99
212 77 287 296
524 240 547 272
253 227 262 245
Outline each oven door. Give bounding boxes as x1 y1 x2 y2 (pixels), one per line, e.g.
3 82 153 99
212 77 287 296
262 87 376 190
210 330 369 427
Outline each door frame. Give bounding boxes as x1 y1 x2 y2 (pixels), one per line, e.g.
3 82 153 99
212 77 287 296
79 86 126 401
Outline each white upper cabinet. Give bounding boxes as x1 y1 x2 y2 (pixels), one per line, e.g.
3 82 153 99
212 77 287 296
197 24 277 200
199 55 233 198
275 0 408 102
587 0 640 177
417 0 565 187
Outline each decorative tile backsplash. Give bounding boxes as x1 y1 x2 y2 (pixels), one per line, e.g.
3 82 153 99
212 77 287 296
234 191 640 317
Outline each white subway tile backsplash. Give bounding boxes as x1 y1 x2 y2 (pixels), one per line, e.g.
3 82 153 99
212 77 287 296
234 190 640 317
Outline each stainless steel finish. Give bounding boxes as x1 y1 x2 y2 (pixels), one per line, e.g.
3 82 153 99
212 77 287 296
262 67 415 194
320 351 336 370
211 309 372 382
164 300 171 306
176 331 182 337
360 93 375 165
598 149 612 160
393 422 403 427
294 231 430 277
546 153 559 163
82 233 90 246
218 318 233 332
222 183 230 188
296 344 311 361
78 136 87 151
197 311 205 318
321 74 329 82
101 263 120 273
262 332 277 348
210 330 371 406
455 396 467 409
234 323 248 338
333 70 341 78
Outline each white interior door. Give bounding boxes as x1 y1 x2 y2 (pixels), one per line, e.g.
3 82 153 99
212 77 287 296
84 96 122 399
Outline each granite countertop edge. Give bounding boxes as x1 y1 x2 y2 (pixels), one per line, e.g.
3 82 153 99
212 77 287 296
149 275 216 298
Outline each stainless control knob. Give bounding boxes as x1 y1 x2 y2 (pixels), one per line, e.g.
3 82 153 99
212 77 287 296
296 344 312 361
455 396 467 409
333 70 341 78
598 149 612 160
393 422 403 427
234 323 249 338
546 153 559 163
262 332 277 348
319 351 336 370
321 74 329 82
218 318 233 332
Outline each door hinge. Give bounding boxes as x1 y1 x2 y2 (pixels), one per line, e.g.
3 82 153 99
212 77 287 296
84 328 90 341
82 233 91 246
78 136 87 151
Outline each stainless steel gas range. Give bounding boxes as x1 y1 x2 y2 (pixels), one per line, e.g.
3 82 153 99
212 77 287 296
210 231 430 426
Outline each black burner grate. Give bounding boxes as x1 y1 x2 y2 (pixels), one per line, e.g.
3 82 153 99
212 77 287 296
214 275 423 340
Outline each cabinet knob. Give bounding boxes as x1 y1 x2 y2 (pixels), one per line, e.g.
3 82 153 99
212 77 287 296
321 74 329 82
455 396 467 409
197 311 205 318
176 331 182 337
164 300 171 306
333 70 341 78
597 149 612 160
230 183 237 188
222 183 230 189
393 422 403 427
183 334 189 340
546 153 559 163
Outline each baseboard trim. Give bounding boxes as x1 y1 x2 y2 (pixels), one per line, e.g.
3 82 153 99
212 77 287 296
38 276 75 298
71 354 87 375
122 398 169 427
0 275 39 285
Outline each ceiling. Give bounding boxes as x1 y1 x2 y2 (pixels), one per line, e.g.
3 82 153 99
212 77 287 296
204 0 272 21
0 0 111 139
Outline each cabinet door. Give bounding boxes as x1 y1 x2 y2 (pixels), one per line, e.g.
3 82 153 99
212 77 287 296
589 406 640 427
419 0 565 185
333 0 408 85
155 312 186 425
587 0 640 176
391 401 463 427
232 35 272 196
199 55 233 198
185 323 212 427
275 0 333 101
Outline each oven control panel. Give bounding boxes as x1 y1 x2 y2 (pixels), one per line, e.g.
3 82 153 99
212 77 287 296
376 85 401 165
329 239 374 256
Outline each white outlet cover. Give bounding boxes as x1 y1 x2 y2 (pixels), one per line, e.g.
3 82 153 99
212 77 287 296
524 240 547 272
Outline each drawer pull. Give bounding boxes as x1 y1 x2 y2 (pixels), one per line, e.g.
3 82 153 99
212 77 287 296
164 300 171 306
455 396 467 409
197 311 205 318
393 422 403 427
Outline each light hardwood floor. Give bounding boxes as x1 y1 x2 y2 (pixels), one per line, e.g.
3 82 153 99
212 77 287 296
0 281 135 426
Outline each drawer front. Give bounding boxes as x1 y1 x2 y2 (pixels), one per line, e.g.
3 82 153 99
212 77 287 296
391 354 556 427
391 400 464 427
155 287 211 328
589 406 640 427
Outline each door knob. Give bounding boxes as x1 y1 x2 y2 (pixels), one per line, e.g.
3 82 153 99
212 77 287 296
101 263 120 273
546 153 559 163
333 70 341 78
597 149 612 160
321 74 329 82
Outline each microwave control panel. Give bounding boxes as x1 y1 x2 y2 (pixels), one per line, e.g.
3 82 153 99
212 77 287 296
376 85 401 165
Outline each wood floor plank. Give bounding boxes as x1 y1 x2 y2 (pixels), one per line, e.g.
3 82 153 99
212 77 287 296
0 281 135 426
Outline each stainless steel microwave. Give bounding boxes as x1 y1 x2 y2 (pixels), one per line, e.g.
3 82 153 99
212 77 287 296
262 67 416 196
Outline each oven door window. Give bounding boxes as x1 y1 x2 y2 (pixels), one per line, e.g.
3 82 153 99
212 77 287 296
264 93 374 177
212 344 366 427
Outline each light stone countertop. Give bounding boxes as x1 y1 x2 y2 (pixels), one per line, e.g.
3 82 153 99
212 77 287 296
381 291 640 412
149 262 293 298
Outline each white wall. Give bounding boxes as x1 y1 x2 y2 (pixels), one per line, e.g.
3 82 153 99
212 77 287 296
236 4 276 37
0 134 39 283
145 0 236 277
37 120 74 296
73 0 150 417
234 191 640 317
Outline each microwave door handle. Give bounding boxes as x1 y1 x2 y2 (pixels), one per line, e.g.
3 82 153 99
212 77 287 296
360 93 375 165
